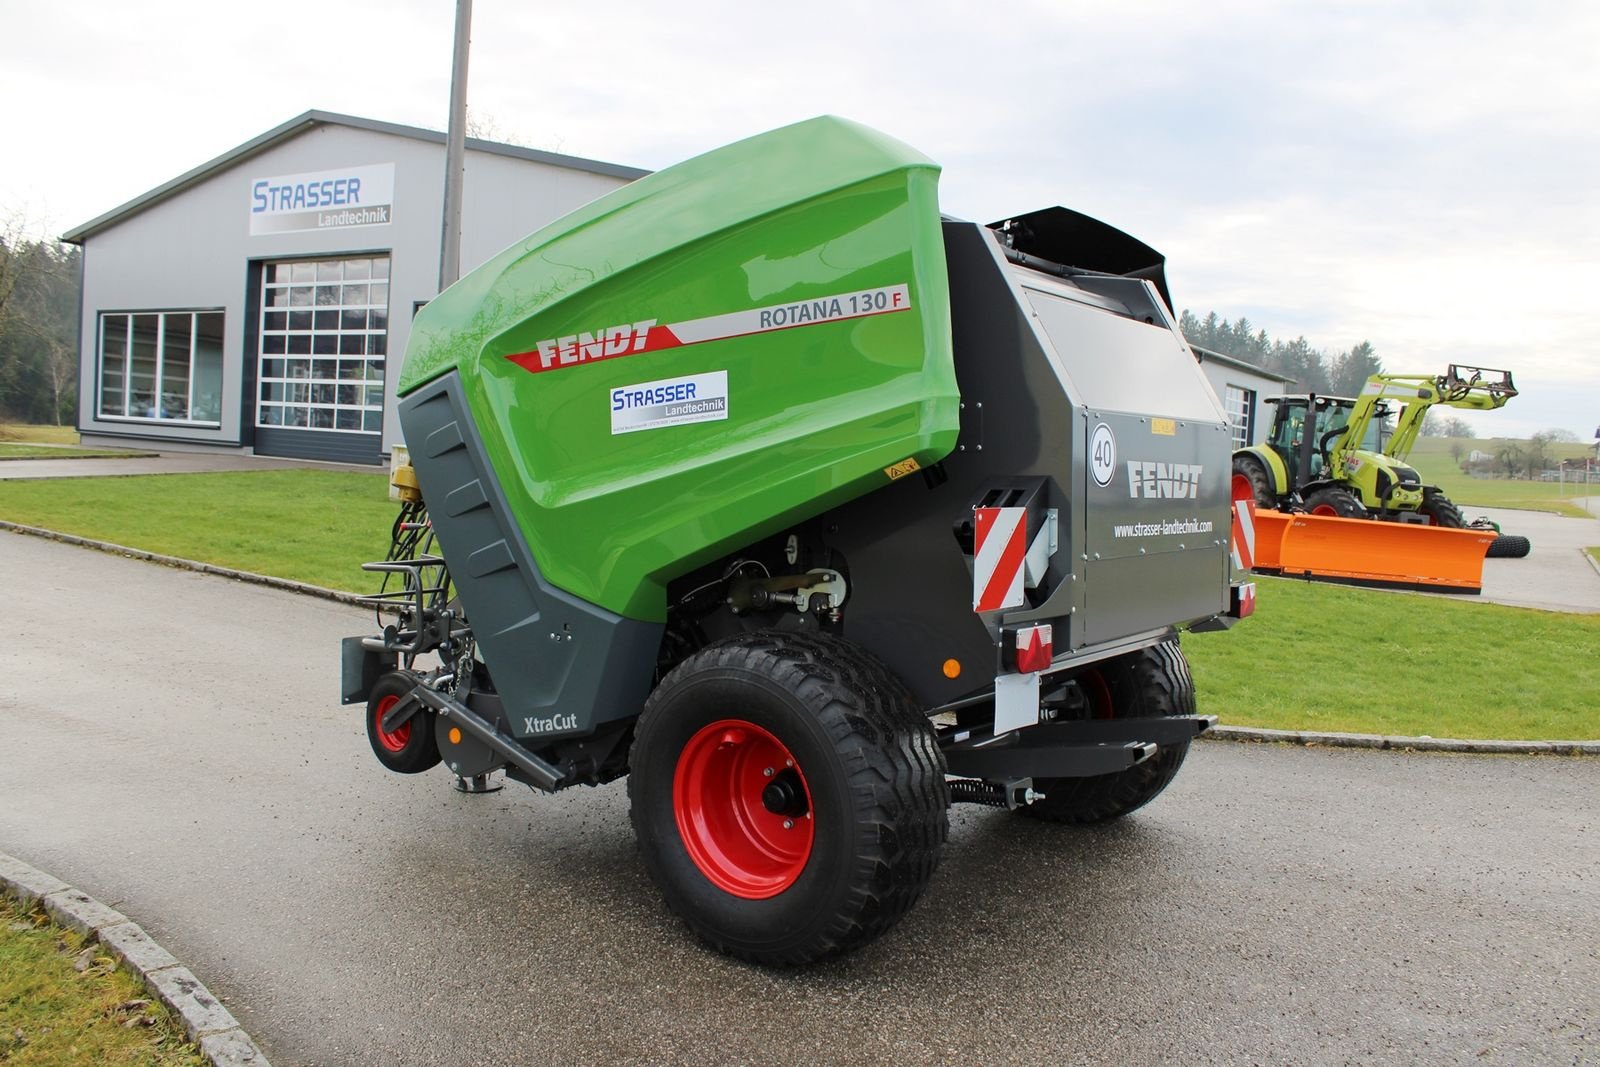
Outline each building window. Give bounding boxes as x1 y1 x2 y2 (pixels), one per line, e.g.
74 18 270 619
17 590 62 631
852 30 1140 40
256 256 389 433
98 310 224 424
1224 385 1255 447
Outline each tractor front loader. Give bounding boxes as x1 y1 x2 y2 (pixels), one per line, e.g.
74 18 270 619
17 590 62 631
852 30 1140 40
339 117 1250 966
1233 365 1517 525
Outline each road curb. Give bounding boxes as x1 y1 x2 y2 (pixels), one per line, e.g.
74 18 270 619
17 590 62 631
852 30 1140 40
0 451 159 461
1584 547 1600 580
1202 724 1600 755
7 519 1597 757
0 520 365 607
0 850 272 1067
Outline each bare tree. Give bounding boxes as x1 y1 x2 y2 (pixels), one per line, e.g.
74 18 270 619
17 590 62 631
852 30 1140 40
38 334 76 427
465 111 563 153
464 110 505 142
0 208 79 424
1423 410 1476 438
1496 443 1524 479
0 210 33 333
1523 431 1556 479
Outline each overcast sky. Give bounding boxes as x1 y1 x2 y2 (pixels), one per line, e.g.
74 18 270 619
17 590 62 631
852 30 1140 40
4 0 1596 438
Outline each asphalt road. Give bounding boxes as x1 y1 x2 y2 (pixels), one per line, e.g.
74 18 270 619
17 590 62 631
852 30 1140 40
2 531 1596 1066
1463 505 1600 614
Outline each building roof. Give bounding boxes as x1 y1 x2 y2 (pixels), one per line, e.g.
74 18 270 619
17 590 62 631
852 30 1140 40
61 110 651 244
1190 344 1296 383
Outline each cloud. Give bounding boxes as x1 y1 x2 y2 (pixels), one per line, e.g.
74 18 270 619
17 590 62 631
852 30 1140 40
2 0 1594 435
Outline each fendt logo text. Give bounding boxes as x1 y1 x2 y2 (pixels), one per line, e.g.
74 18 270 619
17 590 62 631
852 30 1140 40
1126 461 1203 500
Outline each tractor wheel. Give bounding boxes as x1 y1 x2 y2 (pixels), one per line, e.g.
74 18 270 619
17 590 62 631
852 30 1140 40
1231 455 1276 510
1303 486 1367 518
365 671 441 774
1487 534 1532 558
1419 491 1465 528
628 631 948 966
1017 640 1195 825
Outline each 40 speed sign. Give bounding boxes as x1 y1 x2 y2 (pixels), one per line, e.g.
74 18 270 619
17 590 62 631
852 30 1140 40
1089 423 1117 487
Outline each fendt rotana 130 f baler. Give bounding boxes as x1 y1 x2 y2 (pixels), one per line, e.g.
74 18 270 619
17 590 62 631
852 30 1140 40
341 116 1253 965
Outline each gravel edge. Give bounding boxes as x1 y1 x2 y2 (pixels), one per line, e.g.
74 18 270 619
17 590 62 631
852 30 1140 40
0 451 159 461
0 850 272 1067
1202 724 1599 755
5 519 1595 757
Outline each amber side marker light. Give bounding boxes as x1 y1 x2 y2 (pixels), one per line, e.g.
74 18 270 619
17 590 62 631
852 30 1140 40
449 727 462 744
942 659 961 679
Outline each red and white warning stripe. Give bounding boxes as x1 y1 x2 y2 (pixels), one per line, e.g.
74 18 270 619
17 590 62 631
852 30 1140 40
973 506 1027 613
1230 477 1258 573
506 283 913 375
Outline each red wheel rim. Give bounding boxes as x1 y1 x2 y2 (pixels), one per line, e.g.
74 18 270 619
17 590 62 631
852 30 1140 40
672 719 814 899
1309 503 1339 517
373 694 411 753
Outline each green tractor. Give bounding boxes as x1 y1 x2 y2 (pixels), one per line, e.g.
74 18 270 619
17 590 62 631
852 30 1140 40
1232 365 1517 525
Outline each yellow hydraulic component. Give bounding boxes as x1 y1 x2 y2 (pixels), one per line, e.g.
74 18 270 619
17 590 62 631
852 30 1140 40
390 463 422 503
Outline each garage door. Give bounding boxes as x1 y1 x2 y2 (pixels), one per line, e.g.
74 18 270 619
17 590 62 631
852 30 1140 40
253 255 389 464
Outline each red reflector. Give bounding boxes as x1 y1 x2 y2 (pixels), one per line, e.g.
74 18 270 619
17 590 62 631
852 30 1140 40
1016 624 1053 674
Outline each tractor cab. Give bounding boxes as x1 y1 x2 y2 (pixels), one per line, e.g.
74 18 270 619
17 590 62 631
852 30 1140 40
1254 388 1419 513
1262 394 1383 487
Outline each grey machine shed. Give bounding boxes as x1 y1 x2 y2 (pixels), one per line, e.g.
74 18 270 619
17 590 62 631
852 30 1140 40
63 110 646 465
1190 345 1295 449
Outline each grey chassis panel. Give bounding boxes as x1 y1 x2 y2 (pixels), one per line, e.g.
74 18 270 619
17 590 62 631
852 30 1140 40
398 372 662 740
822 220 1230 710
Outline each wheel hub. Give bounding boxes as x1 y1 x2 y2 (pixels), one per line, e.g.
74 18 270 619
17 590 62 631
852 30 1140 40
760 770 808 817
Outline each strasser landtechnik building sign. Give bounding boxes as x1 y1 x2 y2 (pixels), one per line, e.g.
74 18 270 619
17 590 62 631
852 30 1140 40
248 163 395 236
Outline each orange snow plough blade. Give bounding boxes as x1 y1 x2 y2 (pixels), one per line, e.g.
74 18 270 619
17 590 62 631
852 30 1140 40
1250 508 1294 571
1252 511 1495 593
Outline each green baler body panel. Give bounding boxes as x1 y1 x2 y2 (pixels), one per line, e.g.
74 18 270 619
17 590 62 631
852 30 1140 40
399 117 958 621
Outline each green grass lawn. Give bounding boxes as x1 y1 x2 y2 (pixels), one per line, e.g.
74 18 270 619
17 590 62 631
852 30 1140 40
0 423 80 445
0 443 157 459
1406 437 1596 517
2 897 205 1066
1185 576 1600 740
0 470 394 591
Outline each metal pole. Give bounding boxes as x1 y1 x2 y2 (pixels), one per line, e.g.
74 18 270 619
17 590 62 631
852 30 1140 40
438 0 472 292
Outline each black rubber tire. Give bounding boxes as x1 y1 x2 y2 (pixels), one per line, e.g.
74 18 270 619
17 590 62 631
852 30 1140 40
1303 486 1368 518
628 631 948 966
1486 534 1531 559
1017 641 1196 825
1232 454 1276 510
1418 491 1465 528
365 671 441 774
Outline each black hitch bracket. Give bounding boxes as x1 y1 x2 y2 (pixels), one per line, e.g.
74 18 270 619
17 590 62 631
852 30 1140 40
942 714 1214 780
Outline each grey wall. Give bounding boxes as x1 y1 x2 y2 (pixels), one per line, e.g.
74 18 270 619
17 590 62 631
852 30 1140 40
1197 359 1286 446
459 151 628 273
76 124 632 458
